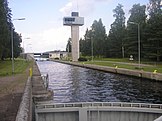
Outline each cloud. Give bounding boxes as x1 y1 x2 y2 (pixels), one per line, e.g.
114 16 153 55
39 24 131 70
60 0 112 17
60 0 95 16
94 0 111 1
23 26 71 53
59 2 73 16
25 0 113 53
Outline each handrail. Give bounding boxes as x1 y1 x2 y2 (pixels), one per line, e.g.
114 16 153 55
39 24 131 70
36 102 162 110
41 74 49 89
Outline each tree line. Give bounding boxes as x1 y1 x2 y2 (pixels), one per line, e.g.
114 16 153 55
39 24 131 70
0 0 22 60
66 0 162 62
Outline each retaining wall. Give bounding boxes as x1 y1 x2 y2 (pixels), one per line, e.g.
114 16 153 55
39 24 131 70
15 77 32 121
57 61 162 81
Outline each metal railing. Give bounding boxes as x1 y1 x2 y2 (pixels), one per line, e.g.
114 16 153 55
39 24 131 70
41 74 49 89
36 102 162 110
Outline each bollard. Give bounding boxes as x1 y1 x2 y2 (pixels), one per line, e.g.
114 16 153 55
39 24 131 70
153 70 157 74
29 68 32 77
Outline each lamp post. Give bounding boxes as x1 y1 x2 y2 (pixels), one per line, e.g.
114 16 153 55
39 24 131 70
91 36 94 62
23 37 30 53
128 22 141 69
86 35 94 62
91 29 95 62
23 37 30 59
11 18 25 74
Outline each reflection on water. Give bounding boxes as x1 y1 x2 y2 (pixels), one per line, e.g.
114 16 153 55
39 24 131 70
37 61 162 103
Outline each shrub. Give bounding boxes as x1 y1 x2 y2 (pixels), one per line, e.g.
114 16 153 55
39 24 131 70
78 57 88 61
54 57 59 60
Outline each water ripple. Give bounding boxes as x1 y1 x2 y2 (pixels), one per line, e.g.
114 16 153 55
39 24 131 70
37 61 162 104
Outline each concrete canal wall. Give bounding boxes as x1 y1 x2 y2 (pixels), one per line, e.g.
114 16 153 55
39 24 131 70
15 77 32 121
15 61 53 121
57 61 162 81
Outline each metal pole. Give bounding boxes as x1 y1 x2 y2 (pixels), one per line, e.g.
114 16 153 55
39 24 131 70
11 18 25 74
138 23 140 69
91 37 93 62
128 22 140 69
23 40 25 59
11 27 14 74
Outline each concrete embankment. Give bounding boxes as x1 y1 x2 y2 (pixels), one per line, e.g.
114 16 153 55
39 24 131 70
16 62 53 121
56 61 162 81
15 77 32 121
32 61 53 102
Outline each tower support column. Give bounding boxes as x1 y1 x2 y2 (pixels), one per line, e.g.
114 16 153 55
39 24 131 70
71 26 79 61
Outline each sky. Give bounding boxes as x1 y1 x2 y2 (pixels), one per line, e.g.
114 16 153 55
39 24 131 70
8 0 149 53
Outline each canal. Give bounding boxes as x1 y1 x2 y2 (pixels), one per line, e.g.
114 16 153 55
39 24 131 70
37 61 162 104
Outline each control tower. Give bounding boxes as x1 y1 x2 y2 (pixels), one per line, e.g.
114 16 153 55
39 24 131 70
63 12 84 61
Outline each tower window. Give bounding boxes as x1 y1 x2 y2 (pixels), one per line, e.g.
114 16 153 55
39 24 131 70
65 18 75 22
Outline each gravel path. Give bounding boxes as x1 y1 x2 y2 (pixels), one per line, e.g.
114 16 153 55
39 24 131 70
0 70 29 121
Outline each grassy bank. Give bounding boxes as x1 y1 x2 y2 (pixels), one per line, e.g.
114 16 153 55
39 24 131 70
0 59 32 76
0 58 33 95
82 58 162 73
0 59 33 121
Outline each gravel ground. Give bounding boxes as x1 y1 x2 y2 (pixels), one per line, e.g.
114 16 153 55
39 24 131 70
0 71 29 121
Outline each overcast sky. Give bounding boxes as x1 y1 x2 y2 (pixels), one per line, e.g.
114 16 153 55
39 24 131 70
8 0 148 53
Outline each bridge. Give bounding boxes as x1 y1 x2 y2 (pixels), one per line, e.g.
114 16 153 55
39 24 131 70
35 102 162 121
34 53 49 56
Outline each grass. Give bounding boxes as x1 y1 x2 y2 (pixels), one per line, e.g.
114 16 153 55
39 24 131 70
0 59 31 76
0 58 33 95
83 58 162 73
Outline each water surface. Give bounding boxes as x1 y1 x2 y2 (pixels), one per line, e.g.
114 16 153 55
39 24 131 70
37 61 162 103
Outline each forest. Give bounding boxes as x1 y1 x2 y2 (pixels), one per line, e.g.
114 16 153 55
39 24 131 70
0 0 22 60
66 0 162 61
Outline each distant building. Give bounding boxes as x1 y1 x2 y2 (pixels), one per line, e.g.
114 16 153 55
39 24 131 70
49 51 68 60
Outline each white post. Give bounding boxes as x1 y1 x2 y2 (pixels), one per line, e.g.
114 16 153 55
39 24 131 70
79 108 87 121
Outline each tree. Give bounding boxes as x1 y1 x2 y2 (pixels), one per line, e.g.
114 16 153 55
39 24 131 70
13 32 22 58
125 4 147 59
108 4 126 58
91 19 107 57
80 29 91 56
0 0 22 60
144 0 162 61
66 38 72 52
80 19 107 57
0 0 12 60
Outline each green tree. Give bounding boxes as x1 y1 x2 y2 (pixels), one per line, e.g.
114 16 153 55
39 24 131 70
144 0 162 61
0 0 22 60
66 38 72 52
0 0 13 60
13 32 22 58
80 29 91 56
80 19 107 57
91 19 107 57
108 4 126 58
125 4 147 59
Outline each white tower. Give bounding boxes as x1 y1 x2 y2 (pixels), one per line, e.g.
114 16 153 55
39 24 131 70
63 12 84 61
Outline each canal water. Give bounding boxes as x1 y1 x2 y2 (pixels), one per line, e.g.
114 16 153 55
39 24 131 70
37 61 162 104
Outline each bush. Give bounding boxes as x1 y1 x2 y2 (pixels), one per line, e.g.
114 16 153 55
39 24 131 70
54 57 59 60
78 57 88 61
